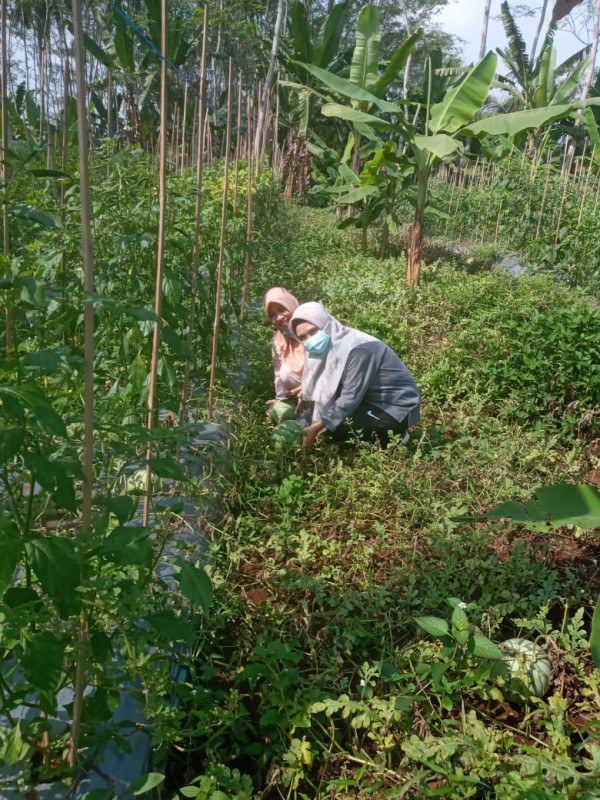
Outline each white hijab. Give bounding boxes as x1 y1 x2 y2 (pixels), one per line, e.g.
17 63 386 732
290 302 377 422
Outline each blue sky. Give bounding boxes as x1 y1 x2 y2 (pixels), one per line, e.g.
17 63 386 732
435 0 595 66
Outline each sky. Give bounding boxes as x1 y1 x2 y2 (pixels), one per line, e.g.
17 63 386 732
435 0 595 66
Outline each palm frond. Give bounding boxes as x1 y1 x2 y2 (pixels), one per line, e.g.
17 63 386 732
499 0 530 88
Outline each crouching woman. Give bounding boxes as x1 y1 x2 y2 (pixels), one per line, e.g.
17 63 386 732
289 303 421 448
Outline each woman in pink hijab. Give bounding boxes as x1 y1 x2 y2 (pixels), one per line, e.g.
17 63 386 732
263 287 306 402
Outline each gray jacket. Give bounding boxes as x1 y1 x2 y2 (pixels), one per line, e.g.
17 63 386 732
320 340 421 431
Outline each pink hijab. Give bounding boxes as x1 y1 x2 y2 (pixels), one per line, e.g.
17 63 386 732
263 288 306 376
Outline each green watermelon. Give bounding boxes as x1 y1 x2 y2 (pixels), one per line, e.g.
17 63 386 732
269 399 297 424
270 420 305 452
127 468 162 495
494 638 552 701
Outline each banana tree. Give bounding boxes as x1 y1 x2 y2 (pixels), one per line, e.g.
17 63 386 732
308 50 600 283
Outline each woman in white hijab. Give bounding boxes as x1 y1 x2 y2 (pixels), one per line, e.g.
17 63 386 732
289 302 421 448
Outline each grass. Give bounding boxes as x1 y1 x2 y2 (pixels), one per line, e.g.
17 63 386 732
168 204 600 799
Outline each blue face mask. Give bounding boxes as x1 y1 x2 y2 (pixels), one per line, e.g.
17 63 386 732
303 330 331 355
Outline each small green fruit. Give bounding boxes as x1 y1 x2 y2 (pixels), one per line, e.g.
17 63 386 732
269 399 297 424
270 420 304 452
494 638 552 701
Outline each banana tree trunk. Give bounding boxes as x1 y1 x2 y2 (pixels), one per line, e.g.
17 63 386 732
407 168 429 284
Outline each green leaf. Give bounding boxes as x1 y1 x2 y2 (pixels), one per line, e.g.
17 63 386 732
552 55 588 105
290 2 314 64
584 107 600 155
25 453 76 512
112 3 135 71
11 205 62 229
65 19 114 68
147 457 187 481
460 103 574 138
107 495 138 524
0 515 22 596
374 30 422 96
454 484 600 532
101 526 152 566
332 186 378 203
472 635 505 660
20 632 64 692
350 4 381 92
14 275 45 308
322 103 390 127
0 383 67 438
125 773 165 796
179 561 213 615
148 609 194 644
451 605 469 631
127 306 159 322
533 45 556 108
29 168 68 178
26 537 81 615
22 348 64 370
162 324 191 358
414 616 449 638
314 2 348 68
429 52 497 135
591 595 600 669
0 427 25 463
413 133 462 160
298 63 403 115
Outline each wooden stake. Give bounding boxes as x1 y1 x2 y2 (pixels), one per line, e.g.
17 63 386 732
68 0 95 766
1 0 11 353
180 82 188 172
535 149 552 240
240 94 254 319
232 72 242 217
179 4 208 429
207 57 233 419
494 199 503 244
144 0 168 526
573 144 595 253
552 169 570 264
107 69 113 138
61 60 70 322
191 95 198 166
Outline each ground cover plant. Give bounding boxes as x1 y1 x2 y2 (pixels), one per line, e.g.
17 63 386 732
165 205 600 799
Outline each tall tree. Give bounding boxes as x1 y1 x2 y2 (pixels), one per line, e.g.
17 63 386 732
255 0 286 156
479 0 493 59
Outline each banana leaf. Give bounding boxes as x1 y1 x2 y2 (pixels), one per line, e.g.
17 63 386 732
552 57 589 105
297 63 404 115
413 133 462 160
349 4 380 92
314 2 348 68
290 2 314 65
374 30 422 97
322 103 391 127
428 52 497 135
533 45 556 108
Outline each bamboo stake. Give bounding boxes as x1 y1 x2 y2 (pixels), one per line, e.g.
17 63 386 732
240 94 254 319
535 149 552 240
191 95 198 166
494 199 503 244
143 0 168 526
552 169 570 265
232 72 242 217
573 144 595 254
207 57 233 419
171 104 180 167
61 61 70 332
206 109 213 163
594 171 600 213
68 0 95 766
1 0 11 353
107 68 113 138
179 4 208 430
180 82 188 173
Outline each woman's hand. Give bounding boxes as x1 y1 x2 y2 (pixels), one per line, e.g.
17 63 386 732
302 421 326 449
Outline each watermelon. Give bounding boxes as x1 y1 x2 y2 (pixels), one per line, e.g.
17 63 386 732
494 638 552 701
126 468 162 495
269 399 297 424
270 420 305 452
